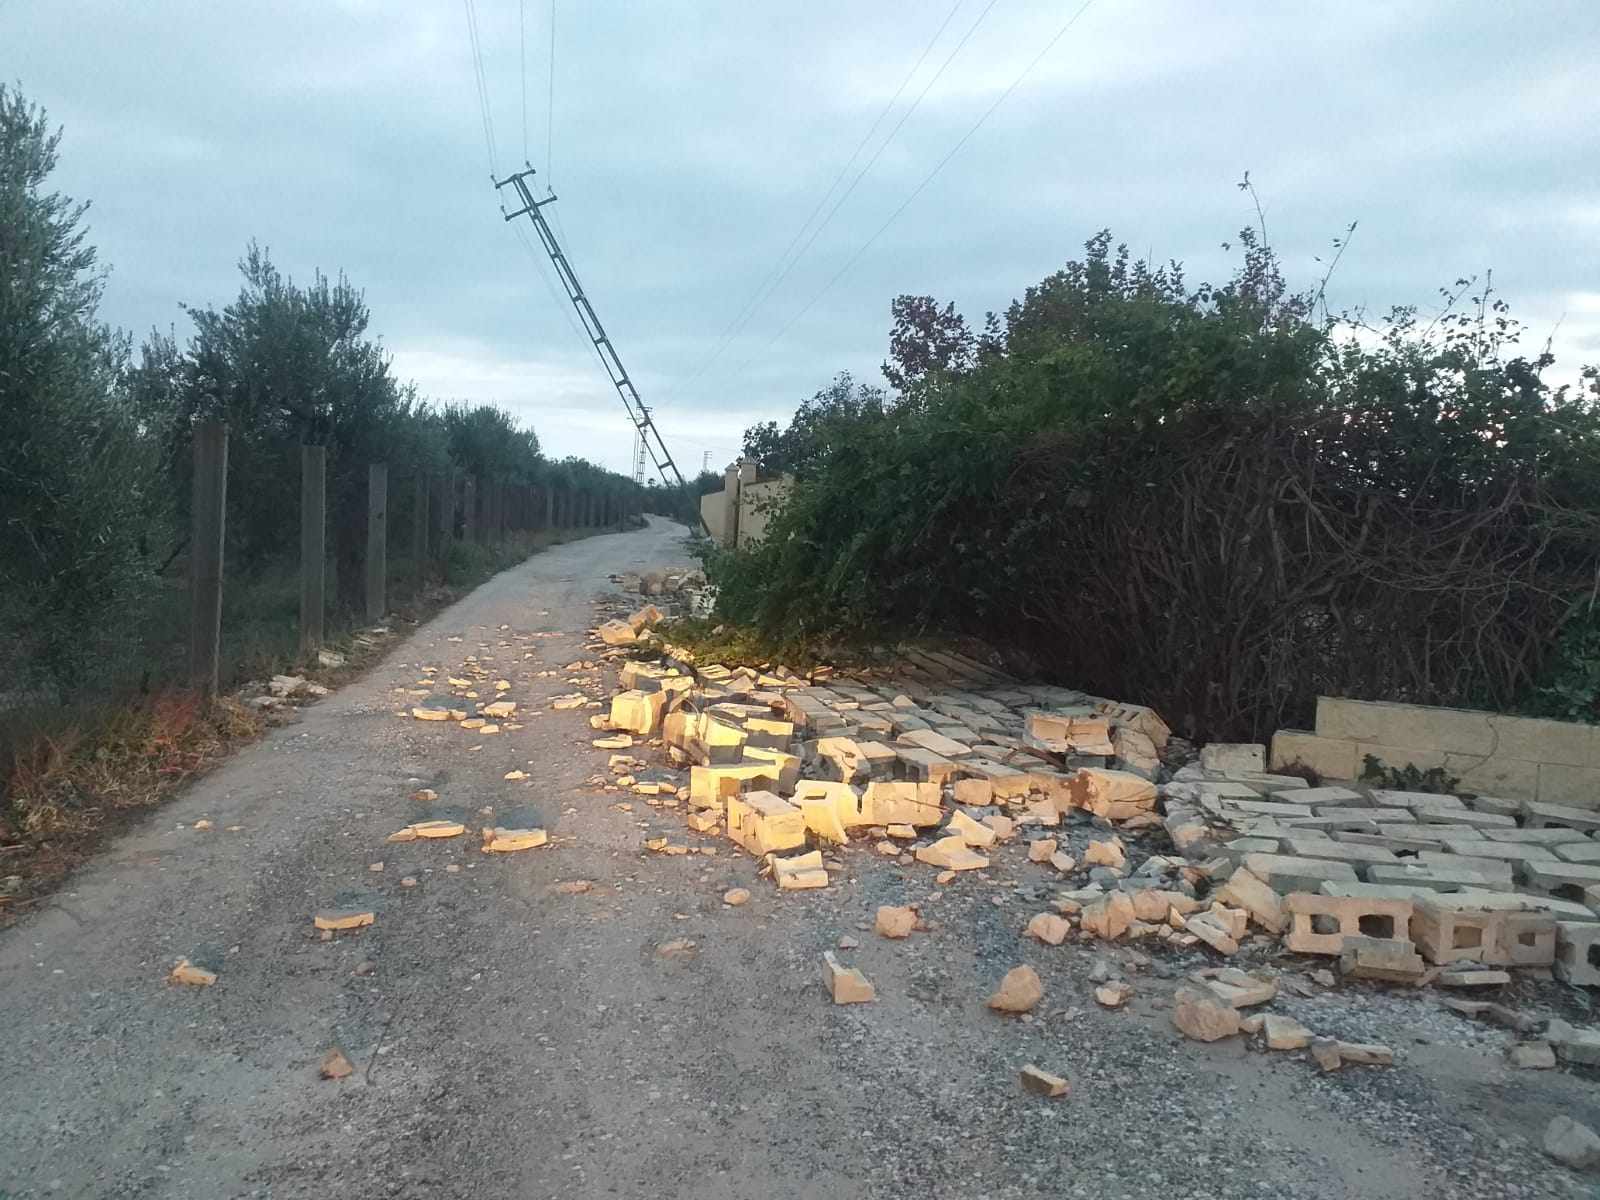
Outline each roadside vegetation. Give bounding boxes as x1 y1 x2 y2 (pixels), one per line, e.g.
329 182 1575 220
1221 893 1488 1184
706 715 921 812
709 208 1600 743
0 84 695 891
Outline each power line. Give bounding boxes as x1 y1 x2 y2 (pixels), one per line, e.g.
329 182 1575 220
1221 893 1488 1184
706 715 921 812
519 0 529 161
735 0 1096 370
665 0 991 404
462 0 499 173
672 0 968 393
546 0 557 183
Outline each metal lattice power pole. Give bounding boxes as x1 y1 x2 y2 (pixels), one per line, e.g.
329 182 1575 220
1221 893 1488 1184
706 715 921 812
493 165 708 533
633 431 647 485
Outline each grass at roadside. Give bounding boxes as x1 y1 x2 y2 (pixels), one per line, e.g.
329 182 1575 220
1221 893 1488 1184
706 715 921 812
0 524 621 921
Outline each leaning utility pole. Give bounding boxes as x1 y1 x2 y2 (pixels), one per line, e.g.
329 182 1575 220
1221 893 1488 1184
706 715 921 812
493 165 707 533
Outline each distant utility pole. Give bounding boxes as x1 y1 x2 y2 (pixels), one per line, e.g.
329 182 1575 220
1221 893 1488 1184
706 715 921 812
493 164 709 535
702 450 712 473
633 430 647 485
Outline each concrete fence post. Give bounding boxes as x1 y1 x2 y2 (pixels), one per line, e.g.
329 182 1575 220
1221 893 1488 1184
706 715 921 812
413 471 429 586
299 443 326 658
189 421 228 697
366 462 387 621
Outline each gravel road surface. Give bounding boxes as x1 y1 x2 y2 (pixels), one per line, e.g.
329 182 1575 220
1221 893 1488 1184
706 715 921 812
2 516 1596 1200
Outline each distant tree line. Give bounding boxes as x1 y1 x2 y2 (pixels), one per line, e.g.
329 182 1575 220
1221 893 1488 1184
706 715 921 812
0 83 668 698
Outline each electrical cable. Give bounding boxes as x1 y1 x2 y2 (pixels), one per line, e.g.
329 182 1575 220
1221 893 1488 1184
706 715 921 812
664 0 987 403
735 0 1095 370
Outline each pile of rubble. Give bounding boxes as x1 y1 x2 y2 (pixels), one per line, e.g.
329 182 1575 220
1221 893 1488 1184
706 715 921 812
580 600 1600 1081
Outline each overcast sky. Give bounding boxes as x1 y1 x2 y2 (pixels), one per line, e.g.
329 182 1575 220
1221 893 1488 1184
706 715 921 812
8 1 1599 477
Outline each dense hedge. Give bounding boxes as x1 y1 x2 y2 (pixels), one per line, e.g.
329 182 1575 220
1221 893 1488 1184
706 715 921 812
712 231 1600 741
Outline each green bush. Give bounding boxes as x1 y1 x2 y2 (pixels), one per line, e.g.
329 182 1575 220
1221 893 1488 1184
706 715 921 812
714 230 1600 741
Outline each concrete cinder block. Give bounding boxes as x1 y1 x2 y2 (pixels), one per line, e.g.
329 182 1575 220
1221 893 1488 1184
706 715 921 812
725 791 807 857
1522 859 1600 902
1244 853 1359 894
1284 892 1414 956
1269 730 1358 781
1555 921 1600 987
1413 900 1502 964
1366 863 1516 893
1200 743 1266 774
1280 836 1400 874
1523 800 1600 832
1501 911 1558 966
1338 935 1426 983
1412 899 1554 966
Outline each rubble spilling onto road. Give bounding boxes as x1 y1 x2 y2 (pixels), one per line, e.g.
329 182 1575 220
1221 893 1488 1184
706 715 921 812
583 580 1600 1083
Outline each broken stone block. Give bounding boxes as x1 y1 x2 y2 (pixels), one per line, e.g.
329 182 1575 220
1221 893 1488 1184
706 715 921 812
1263 1014 1313 1050
1084 837 1126 870
773 850 829 890
1336 1041 1394 1065
1080 892 1136 941
1020 1064 1069 1098
1026 912 1071 946
1437 968 1511 987
1094 980 1133 1008
915 835 989 872
1172 986 1241 1041
626 603 664 632
1556 920 1600 986
1028 838 1058 863
1510 1041 1557 1070
592 734 634 750
815 736 899 784
862 780 944 827
948 809 997 849
1200 743 1266 774
899 727 975 759
1546 1116 1600 1171
727 791 807 857
987 965 1043 1013
876 905 919 939
688 763 780 809
481 826 548 852
169 958 217 987
1214 867 1286 934
482 699 517 719
1310 1038 1343 1071
1243 852 1359 894
319 1047 355 1079
1204 968 1276 1008
1062 768 1157 821
596 619 637 646
411 705 453 721
823 951 875 1003
953 777 994 806
794 787 849 845
983 814 1015 842
1338 936 1425 983
1283 892 1413 956
1184 911 1239 956
1049 851 1077 873
314 908 375 931
609 689 667 736
387 819 466 843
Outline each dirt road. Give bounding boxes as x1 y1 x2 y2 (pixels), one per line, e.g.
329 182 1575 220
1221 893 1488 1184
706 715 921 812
2 516 1594 1199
